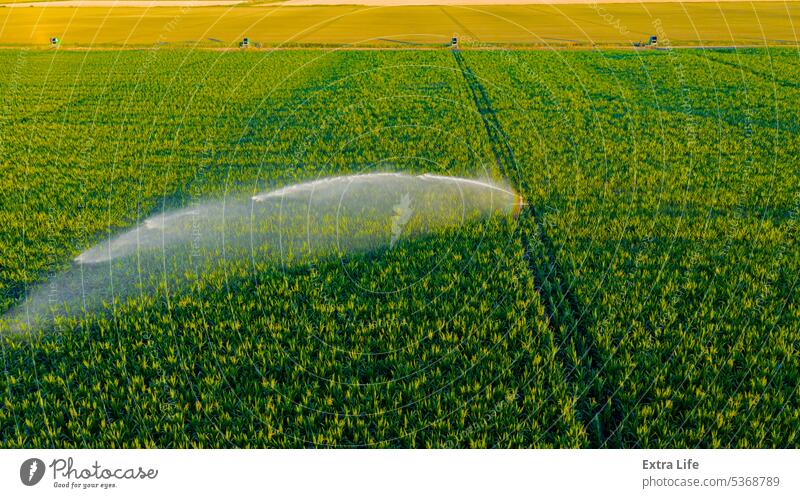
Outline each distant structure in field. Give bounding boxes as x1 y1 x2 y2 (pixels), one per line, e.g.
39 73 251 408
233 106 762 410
50 37 60 47
633 35 659 49
240 36 249 49
451 34 459 49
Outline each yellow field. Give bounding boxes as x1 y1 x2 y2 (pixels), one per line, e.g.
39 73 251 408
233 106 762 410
0 2 798 47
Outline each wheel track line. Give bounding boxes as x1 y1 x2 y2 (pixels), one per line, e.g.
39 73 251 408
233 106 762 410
439 7 478 43
450 48 614 446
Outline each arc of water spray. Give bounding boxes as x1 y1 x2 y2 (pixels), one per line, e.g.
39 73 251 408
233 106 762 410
2 173 523 334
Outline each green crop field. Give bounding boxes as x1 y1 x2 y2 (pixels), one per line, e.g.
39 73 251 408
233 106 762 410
1 3 799 48
0 47 797 448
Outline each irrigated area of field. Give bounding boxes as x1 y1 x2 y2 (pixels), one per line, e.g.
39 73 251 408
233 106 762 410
0 48 797 447
0 2 798 47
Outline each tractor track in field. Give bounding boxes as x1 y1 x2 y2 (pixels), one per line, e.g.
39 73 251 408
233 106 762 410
438 6 479 42
451 47 618 446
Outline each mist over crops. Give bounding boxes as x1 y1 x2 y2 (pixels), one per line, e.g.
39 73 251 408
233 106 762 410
3 173 520 333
